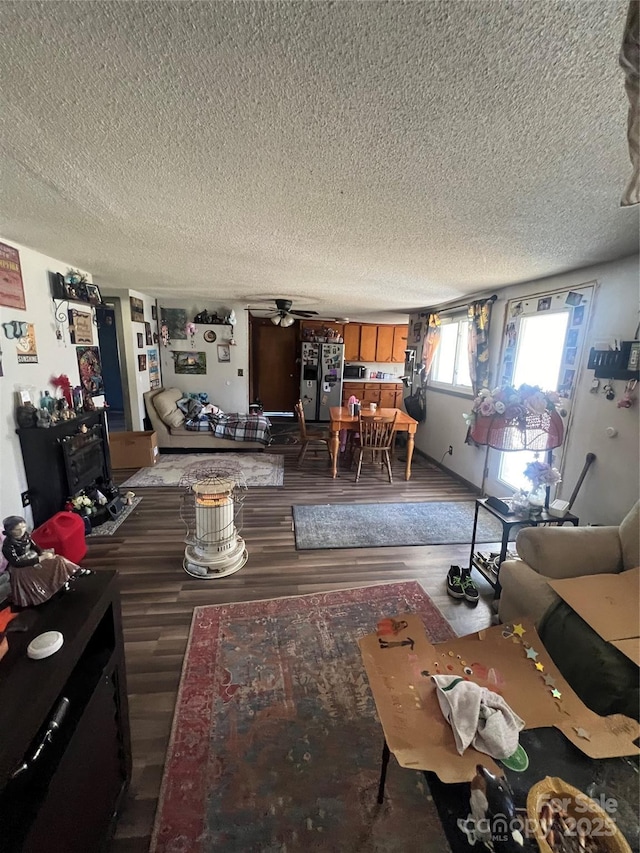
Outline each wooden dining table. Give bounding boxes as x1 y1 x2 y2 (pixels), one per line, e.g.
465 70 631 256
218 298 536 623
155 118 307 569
328 407 419 480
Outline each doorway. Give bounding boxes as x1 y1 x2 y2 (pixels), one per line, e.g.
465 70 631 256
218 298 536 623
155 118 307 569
96 305 126 431
249 317 299 414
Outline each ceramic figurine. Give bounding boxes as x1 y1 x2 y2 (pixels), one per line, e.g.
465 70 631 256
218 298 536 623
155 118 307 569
458 764 524 852
1 516 90 608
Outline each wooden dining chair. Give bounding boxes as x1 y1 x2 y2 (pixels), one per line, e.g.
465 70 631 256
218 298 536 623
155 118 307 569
294 400 331 467
354 412 398 483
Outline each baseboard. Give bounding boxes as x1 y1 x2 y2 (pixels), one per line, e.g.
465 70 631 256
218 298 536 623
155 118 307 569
416 448 482 495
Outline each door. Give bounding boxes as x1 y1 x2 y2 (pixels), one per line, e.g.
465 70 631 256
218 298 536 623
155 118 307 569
250 317 299 413
96 306 126 430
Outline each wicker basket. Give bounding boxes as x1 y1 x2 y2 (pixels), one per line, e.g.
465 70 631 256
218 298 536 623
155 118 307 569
526 777 631 853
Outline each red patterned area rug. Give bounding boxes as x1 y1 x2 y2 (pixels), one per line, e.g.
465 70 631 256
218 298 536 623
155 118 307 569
151 581 455 853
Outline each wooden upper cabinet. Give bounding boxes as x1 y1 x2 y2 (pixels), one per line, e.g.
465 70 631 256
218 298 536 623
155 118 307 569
375 326 395 362
343 324 361 361
359 325 378 361
392 325 408 363
300 320 345 339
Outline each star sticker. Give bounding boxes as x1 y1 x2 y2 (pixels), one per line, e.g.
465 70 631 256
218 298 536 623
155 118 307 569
551 688 562 699
573 727 591 741
543 674 556 687
512 624 526 637
535 662 544 672
525 647 539 660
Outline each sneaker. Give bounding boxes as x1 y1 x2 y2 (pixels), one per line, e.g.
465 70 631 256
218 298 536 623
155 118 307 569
460 567 479 604
446 565 465 599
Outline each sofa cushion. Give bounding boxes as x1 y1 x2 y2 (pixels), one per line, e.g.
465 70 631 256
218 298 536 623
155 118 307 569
620 501 640 571
153 389 185 429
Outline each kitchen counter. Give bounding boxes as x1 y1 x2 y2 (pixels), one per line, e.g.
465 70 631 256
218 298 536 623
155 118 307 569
343 378 402 384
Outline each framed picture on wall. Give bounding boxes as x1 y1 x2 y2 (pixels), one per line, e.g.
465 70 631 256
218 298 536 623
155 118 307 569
130 296 145 323
138 354 147 371
145 321 153 346
137 332 144 348
68 309 93 345
217 344 231 363
0 242 26 309
85 283 102 305
148 348 160 388
173 351 206 374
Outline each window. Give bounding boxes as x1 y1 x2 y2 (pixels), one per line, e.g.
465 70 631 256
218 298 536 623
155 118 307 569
431 316 472 391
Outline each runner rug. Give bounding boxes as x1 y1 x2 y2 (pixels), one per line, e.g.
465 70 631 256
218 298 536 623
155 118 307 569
119 452 284 488
292 500 522 550
150 581 454 853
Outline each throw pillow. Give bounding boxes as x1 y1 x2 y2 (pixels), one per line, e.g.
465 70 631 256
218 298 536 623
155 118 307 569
154 389 185 429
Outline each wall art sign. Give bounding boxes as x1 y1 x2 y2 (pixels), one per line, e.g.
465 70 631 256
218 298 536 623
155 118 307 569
76 345 104 395
173 350 206 374
0 242 26 310
148 348 160 388
16 323 38 363
68 309 93 345
137 332 144 348
130 296 145 323
138 354 147 371
161 307 188 340
145 321 153 346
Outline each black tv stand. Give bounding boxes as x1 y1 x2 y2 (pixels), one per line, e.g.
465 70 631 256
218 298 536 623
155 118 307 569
0 571 131 852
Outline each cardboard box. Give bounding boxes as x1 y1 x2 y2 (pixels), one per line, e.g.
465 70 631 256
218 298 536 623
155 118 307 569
359 614 640 783
109 430 158 469
549 568 639 665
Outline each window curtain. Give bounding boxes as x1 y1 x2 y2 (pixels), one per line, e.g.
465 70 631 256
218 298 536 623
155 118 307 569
467 299 493 395
421 312 441 376
620 0 639 206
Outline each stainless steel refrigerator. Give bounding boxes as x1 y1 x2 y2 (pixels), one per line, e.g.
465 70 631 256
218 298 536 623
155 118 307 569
300 342 344 421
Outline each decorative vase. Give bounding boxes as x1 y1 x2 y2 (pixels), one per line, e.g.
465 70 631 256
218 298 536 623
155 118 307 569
527 485 546 516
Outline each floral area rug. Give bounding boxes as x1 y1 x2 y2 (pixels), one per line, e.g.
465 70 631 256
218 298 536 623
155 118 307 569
86 496 142 537
151 582 454 853
119 452 284 488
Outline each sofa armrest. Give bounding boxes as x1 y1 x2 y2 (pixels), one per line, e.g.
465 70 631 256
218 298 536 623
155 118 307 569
516 525 623 580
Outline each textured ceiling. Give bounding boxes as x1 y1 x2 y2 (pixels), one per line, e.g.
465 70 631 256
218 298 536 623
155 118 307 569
0 1 637 321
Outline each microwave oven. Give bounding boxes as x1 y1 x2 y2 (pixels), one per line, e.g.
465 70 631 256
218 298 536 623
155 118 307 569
344 364 367 379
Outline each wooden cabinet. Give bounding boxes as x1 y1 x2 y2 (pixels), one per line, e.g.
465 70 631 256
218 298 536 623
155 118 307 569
300 320 344 340
392 325 408 363
343 324 361 361
359 326 378 361
0 571 131 853
343 383 403 408
341 323 408 363
375 326 394 362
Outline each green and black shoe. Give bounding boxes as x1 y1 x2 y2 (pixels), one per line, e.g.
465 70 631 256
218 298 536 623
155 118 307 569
460 567 479 605
446 565 465 599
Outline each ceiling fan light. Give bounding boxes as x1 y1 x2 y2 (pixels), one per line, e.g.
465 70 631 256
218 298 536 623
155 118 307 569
270 315 281 326
281 313 295 327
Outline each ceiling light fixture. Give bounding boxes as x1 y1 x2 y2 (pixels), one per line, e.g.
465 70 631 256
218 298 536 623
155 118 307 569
271 312 295 327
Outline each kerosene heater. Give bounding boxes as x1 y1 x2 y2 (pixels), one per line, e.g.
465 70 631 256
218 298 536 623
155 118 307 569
181 475 248 578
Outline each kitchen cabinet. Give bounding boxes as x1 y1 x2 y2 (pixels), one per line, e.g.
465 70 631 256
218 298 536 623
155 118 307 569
300 320 345 340
392 325 408 363
343 324 361 361
375 325 394 362
342 382 403 408
359 326 378 361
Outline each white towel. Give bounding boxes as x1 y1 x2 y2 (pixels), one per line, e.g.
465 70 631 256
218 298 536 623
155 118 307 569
432 674 524 759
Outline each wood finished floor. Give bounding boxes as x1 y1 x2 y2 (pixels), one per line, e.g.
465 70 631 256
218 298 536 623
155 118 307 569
90 446 497 853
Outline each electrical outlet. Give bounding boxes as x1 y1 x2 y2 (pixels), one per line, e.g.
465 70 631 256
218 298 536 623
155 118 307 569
237 369 244 377
21 490 30 507
448 445 453 456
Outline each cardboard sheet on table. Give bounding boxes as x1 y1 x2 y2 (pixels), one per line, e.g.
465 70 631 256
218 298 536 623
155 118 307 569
549 567 639 647
359 614 640 784
611 638 640 667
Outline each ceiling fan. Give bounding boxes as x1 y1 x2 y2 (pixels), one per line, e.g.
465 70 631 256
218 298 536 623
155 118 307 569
246 298 320 327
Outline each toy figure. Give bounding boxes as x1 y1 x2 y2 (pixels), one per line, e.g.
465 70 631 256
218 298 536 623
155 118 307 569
1 516 89 608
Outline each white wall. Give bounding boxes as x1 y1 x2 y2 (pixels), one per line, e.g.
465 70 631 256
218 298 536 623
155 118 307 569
410 255 640 525
158 299 249 411
0 238 94 525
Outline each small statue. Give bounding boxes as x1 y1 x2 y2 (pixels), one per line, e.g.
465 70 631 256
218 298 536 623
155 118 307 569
36 407 52 428
458 764 524 852
1 516 91 608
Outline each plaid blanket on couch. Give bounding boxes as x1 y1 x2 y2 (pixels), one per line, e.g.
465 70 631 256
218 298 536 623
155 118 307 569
185 412 272 445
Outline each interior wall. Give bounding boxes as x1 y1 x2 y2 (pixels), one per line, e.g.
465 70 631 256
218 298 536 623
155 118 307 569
0 237 94 525
410 254 640 525
158 299 249 411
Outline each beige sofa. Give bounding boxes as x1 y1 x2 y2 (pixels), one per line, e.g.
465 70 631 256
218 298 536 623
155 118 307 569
143 387 265 451
498 501 640 626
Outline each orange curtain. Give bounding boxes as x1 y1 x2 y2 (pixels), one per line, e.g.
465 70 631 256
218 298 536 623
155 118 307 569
421 313 441 376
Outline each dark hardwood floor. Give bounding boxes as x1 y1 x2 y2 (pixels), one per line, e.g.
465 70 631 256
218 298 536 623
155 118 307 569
88 446 496 852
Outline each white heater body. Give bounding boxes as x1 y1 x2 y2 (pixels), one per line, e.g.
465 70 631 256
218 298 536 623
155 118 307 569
183 477 247 578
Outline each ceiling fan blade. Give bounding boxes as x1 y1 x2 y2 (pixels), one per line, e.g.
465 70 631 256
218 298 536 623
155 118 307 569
290 310 319 317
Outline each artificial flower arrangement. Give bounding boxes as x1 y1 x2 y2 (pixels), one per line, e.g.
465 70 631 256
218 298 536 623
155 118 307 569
523 458 562 489
69 493 97 515
463 383 561 427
